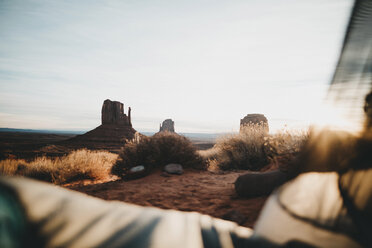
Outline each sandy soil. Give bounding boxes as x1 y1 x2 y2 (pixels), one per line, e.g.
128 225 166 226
1 131 269 228
68 169 268 228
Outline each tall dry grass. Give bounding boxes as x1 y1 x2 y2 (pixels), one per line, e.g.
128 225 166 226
0 149 118 184
200 124 308 171
266 128 309 172
284 128 358 175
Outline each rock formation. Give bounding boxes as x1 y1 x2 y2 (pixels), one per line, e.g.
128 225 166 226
240 114 269 133
235 170 288 197
159 119 175 132
64 99 137 152
101 100 132 126
163 163 183 175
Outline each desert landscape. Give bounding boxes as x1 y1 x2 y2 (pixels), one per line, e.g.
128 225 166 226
0 100 305 228
1 0 371 247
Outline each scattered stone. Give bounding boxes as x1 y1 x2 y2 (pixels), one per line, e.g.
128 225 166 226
123 165 148 180
222 210 247 225
129 165 145 173
164 163 183 175
240 113 269 133
159 119 175 132
235 170 288 198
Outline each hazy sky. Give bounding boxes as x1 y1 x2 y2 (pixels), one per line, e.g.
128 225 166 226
0 0 354 133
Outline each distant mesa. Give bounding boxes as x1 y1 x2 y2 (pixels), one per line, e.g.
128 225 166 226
101 99 132 126
64 99 137 151
159 119 175 133
240 114 269 133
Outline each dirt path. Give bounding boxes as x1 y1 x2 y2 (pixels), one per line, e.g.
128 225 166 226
68 169 268 228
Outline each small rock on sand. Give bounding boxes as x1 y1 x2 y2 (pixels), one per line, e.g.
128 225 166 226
164 163 183 175
124 165 147 180
130 165 145 173
235 170 288 197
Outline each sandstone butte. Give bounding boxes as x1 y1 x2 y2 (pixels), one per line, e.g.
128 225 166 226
63 99 137 151
159 119 175 133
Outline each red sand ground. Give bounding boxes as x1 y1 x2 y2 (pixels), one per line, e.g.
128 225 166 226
1 131 274 227
68 169 268 228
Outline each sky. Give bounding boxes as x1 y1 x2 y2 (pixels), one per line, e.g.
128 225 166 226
0 0 355 133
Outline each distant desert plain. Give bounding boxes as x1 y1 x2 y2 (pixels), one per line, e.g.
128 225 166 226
0 100 303 228
0 127 277 228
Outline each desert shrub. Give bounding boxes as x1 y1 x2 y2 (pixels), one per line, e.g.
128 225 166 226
54 149 117 182
283 128 357 175
265 128 309 172
111 132 206 178
201 124 308 171
0 159 27 175
0 149 118 184
207 124 270 170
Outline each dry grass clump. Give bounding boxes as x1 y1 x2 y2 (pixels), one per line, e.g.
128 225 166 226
205 124 270 170
0 149 118 184
201 124 308 171
266 128 309 172
112 132 206 178
285 128 357 175
0 158 27 175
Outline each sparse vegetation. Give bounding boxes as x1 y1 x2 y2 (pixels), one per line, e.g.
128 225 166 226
266 128 309 173
200 124 308 171
0 149 118 184
0 127 308 182
283 128 357 175
111 132 206 178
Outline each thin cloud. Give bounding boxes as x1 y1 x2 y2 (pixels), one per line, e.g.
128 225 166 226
0 0 354 132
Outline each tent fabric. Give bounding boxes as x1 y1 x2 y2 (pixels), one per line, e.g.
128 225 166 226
328 0 372 123
1 174 367 248
339 168 372 246
253 172 363 248
0 176 254 248
0 183 29 248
